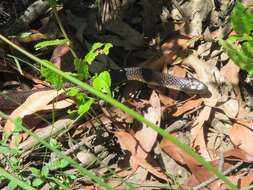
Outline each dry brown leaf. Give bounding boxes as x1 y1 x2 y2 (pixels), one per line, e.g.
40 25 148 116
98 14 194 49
134 91 161 152
4 90 65 132
224 148 253 163
221 59 240 86
229 119 253 156
42 98 75 110
172 98 203 117
161 138 241 189
115 130 168 181
4 89 72 146
160 137 199 170
50 44 71 69
239 174 253 187
185 172 238 190
191 106 212 160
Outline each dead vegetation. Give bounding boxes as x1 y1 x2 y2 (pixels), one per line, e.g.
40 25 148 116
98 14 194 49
0 0 253 189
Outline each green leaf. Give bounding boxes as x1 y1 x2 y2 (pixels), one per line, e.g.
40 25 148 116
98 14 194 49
84 42 112 64
241 41 253 59
40 60 66 89
78 98 94 115
45 159 70 171
232 2 253 35
41 166 49 177
68 174 77 180
67 87 80 97
49 138 59 149
0 145 10 154
9 157 19 170
84 43 103 65
7 180 18 190
103 43 113 55
91 42 104 51
14 117 23 133
92 71 111 96
32 178 44 187
34 39 68 50
30 167 41 177
75 92 87 105
220 38 253 76
74 58 89 80
58 159 70 168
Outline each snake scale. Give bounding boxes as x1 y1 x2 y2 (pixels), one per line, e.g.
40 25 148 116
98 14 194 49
111 67 209 95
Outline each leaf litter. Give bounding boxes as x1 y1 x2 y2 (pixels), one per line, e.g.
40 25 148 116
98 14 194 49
1 0 253 189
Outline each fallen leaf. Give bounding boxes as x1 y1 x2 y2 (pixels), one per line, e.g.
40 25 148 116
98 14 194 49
135 91 161 152
218 99 239 118
4 89 71 146
229 119 253 156
221 59 240 86
239 174 253 187
172 98 203 117
50 44 71 69
224 148 253 163
191 106 212 160
161 138 240 189
160 137 199 170
115 130 168 181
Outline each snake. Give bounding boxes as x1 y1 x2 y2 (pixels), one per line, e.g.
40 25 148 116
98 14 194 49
0 67 209 110
111 67 209 95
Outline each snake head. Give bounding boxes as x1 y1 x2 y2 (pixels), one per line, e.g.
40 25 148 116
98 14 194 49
183 78 209 95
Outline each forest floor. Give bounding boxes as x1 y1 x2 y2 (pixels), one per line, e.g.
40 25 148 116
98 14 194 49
0 0 253 189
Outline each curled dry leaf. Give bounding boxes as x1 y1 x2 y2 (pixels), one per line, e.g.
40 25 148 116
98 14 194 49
115 130 168 181
160 137 199 170
172 98 203 117
239 174 253 187
220 59 240 87
161 138 243 189
4 89 73 146
50 44 71 69
191 106 212 160
218 99 239 119
4 89 65 132
134 90 161 152
189 0 213 35
224 148 253 163
77 150 97 166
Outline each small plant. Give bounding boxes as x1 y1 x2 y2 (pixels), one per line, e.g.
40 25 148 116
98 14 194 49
38 41 113 115
220 2 253 75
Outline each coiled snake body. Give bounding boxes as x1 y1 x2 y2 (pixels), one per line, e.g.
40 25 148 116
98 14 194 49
111 67 209 95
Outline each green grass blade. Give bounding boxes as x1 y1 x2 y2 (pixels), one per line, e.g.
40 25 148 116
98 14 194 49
0 166 36 190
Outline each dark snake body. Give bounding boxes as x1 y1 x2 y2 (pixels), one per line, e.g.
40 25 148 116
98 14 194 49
0 68 208 110
111 67 209 95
